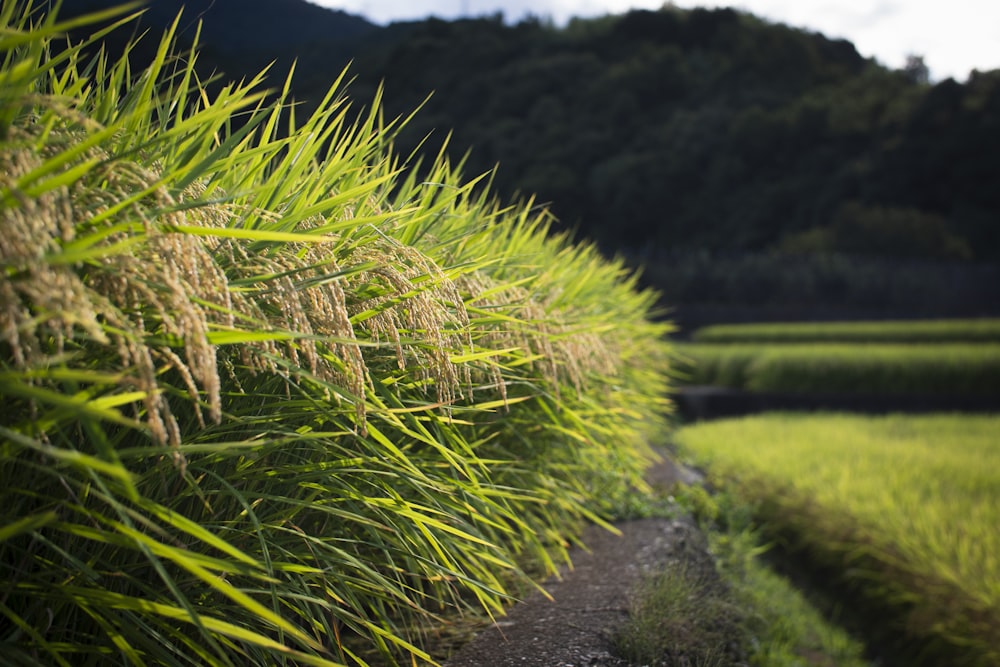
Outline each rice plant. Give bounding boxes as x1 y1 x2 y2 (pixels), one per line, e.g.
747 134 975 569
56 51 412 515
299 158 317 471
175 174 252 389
0 3 673 665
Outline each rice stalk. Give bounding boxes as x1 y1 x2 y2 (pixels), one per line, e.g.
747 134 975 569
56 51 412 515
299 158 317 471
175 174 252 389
0 3 674 665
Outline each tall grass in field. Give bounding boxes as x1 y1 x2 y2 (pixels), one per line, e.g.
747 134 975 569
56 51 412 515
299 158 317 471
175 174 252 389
0 3 673 665
674 413 1000 666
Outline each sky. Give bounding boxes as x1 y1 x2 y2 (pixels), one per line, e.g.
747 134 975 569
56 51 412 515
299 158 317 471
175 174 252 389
309 0 1000 82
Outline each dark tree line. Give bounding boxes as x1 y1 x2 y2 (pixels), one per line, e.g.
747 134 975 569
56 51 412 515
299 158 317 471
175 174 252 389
341 8 1000 264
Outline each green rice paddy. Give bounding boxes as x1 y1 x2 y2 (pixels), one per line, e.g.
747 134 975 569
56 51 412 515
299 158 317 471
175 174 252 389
675 413 1000 666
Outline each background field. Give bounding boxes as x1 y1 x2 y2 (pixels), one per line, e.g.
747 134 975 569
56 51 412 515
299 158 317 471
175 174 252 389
675 341 1000 395
690 318 1000 343
674 412 1000 666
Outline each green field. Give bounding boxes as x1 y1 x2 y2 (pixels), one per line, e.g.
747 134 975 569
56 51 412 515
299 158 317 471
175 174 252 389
674 413 1000 666
675 342 1000 394
691 319 1000 343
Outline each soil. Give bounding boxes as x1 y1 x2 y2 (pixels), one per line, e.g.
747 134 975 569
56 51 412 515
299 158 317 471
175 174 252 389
444 454 708 667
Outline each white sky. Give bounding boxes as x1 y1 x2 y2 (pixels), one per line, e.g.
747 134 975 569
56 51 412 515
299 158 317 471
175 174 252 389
309 0 1000 82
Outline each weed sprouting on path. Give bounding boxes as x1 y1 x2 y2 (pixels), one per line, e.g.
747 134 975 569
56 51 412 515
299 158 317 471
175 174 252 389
615 479 871 667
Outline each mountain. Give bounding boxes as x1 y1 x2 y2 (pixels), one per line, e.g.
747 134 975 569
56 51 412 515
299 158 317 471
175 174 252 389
342 10 999 263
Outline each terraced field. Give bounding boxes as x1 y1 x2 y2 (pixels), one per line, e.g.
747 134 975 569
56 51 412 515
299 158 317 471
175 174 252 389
675 412 1000 666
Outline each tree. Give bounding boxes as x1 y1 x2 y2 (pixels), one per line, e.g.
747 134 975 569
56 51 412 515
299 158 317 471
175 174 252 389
903 54 930 84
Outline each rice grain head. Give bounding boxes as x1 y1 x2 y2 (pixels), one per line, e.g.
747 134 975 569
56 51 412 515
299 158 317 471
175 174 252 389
0 124 374 452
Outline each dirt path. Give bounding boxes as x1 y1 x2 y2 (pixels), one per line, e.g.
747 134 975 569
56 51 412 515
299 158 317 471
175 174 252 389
444 455 705 667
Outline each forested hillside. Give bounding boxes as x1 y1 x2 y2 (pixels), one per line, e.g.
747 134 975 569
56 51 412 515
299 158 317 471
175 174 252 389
62 1 1000 321
345 10 999 260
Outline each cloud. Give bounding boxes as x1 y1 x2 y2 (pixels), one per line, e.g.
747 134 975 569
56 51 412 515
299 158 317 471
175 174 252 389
322 0 658 23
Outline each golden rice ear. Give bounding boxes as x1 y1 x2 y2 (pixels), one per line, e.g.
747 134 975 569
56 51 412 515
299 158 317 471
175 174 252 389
2 125 378 447
0 4 675 663
1 141 111 363
2 140 222 455
453 269 620 400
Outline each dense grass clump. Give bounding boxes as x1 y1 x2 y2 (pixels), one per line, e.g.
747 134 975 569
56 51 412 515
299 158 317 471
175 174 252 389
616 560 744 667
0 4 673 665
676 342 1000 394
675 413 1000 667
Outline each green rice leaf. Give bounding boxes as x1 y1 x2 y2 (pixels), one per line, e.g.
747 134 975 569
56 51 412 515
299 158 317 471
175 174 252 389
0 511 58 542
